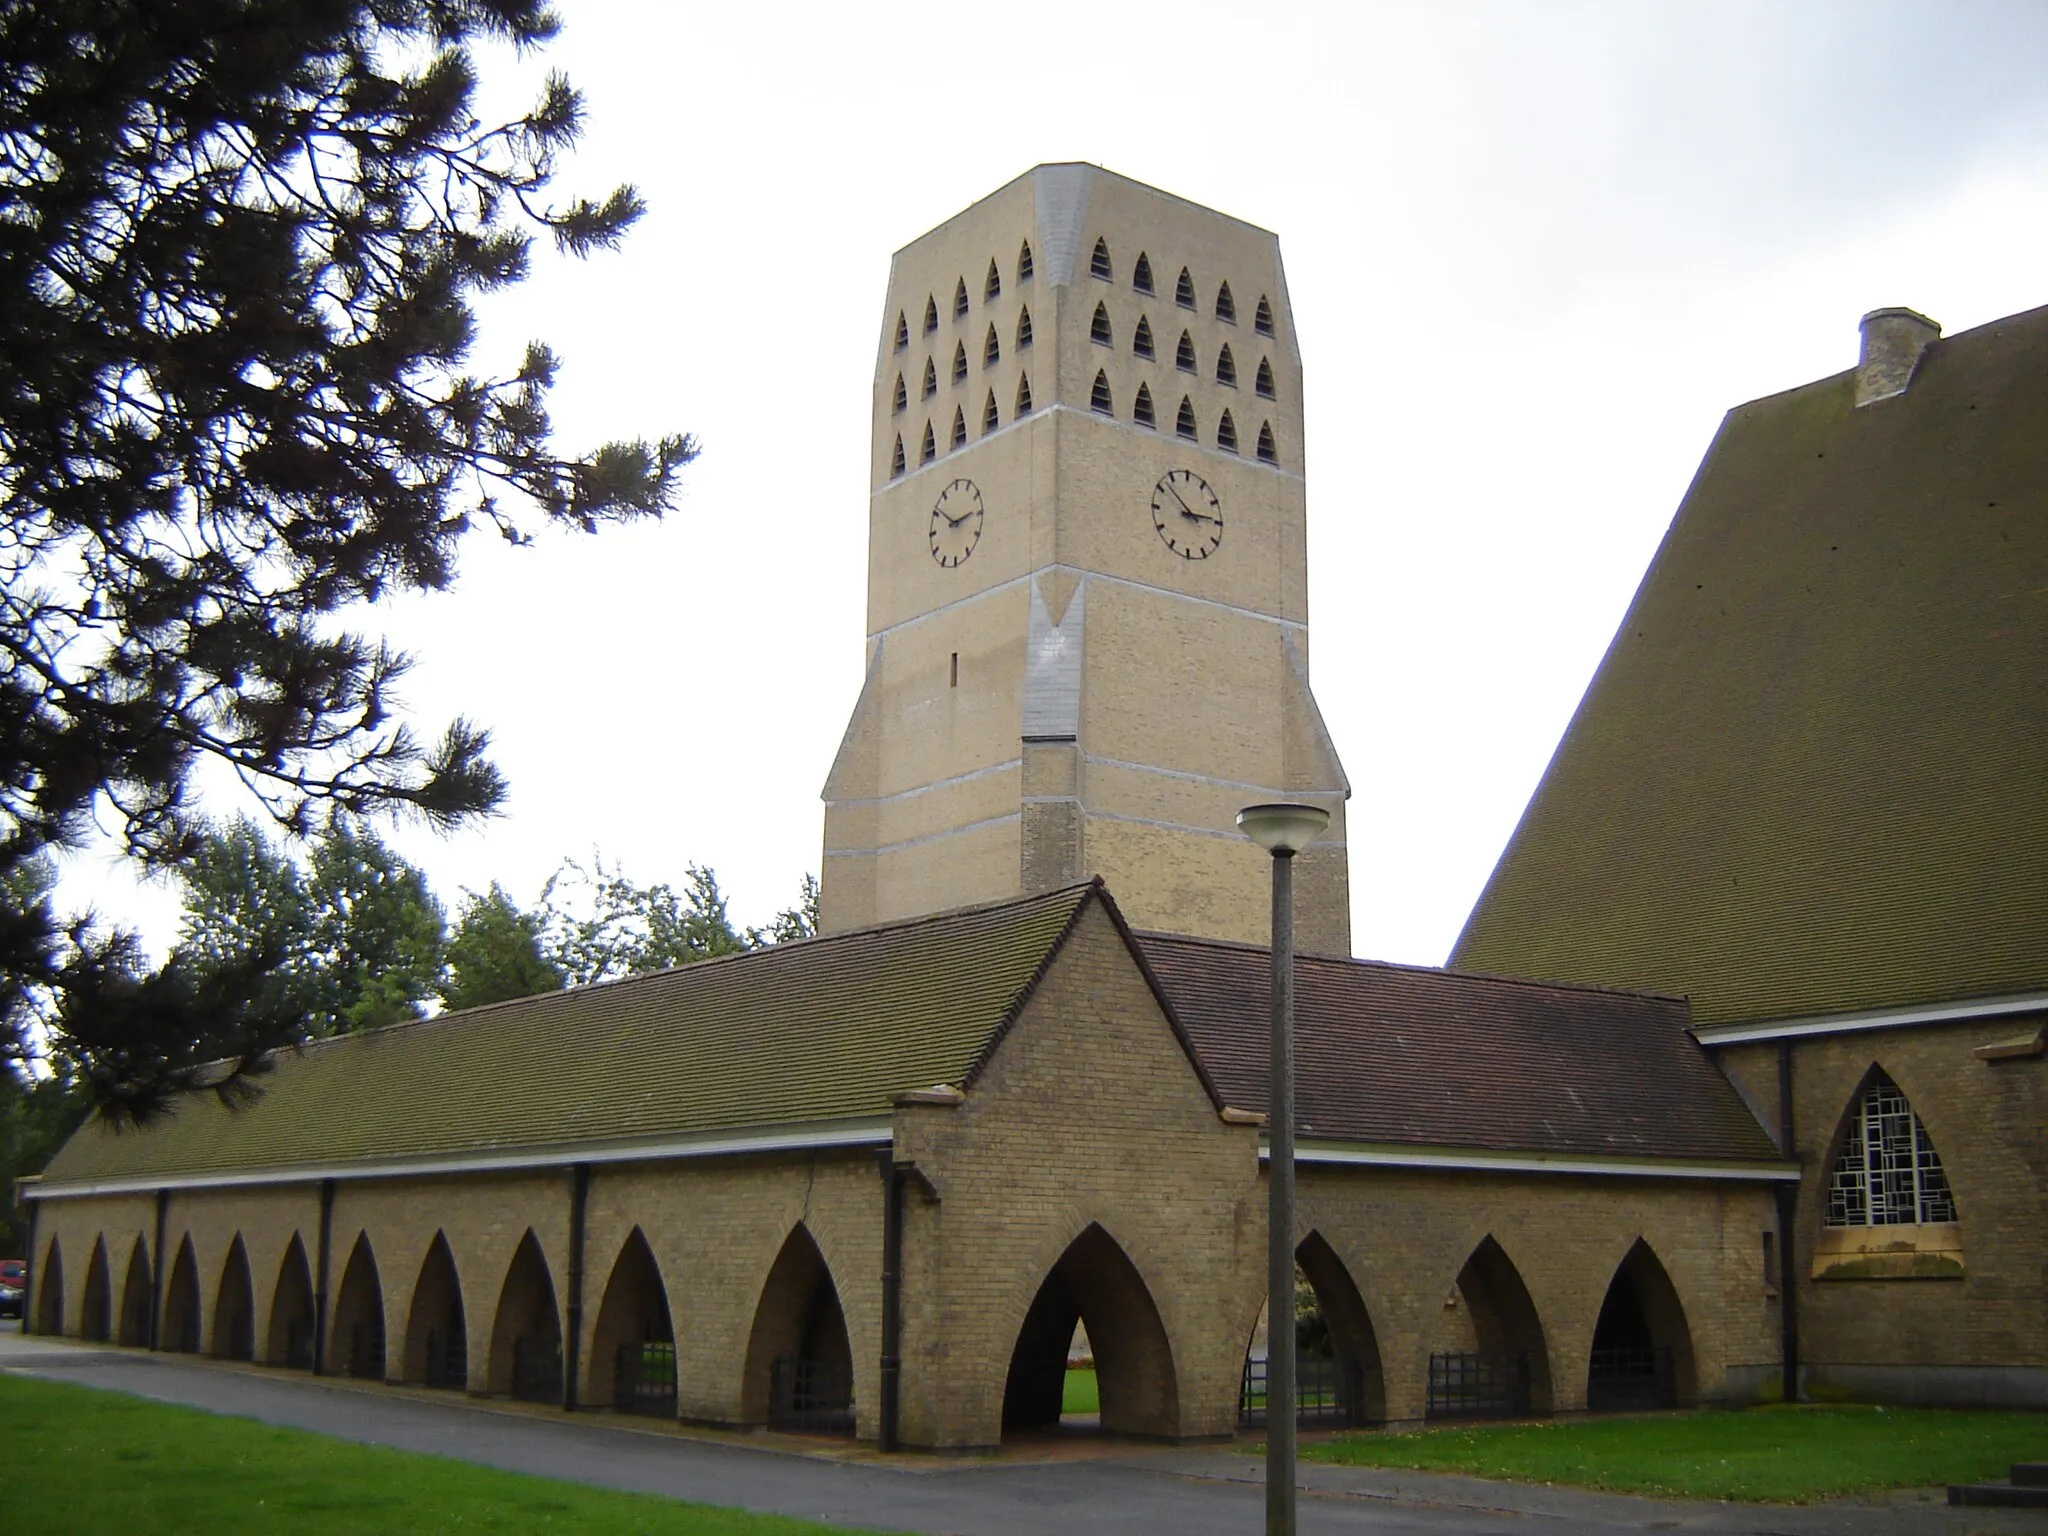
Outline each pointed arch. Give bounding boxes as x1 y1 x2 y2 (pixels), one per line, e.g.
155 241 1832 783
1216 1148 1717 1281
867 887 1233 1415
1217 410 1238 453
1016 306 1033 350
1175 395 1197 440
741 1224 853 1435
80 1236 111 1342
922 294 937 333
1089 236 1112 281
891 373 905 414
1133 315 1155 359
588 1227 675 1416
889 435 905 479
211 1235 255 1361
952 276 969 318
1257 421 1278 465
1090 301 1112 347
1825 1067 1958 1228
331 1232 386 1380
1215 281 1237 323
1587 1239 1696 1411
404 1232 468 1390
1002 1223 1178 1438
1430 1235 1552 1417
1090 370 1112 415
920 421 936 465
1175 266 1196 309
1254 295 1275 336
921 357 936 398
982 389 999 436
33 1234 62 1335
984 258 1001 303
117 1233 153 1346
488 1230 562 1402
1133 384 1155 429
950 406 967 450
268 1235 316 1368
893 311 908 350
1016 373 1033 416
1241 1233 1386 1428
1133 251 1155 294
1017 241 1034 282
1175 330 1196 372
983 323 999 368
163 1236 201 1354
1216 344 1237 388
951 341 967 385
1255 356 1276 399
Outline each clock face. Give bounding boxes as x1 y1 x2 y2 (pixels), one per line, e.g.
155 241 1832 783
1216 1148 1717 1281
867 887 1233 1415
929 478 984 568
1151 469 1223 560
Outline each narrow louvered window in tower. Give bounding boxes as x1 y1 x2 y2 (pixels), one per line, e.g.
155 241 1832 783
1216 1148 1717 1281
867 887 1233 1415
1134 384 1155 428
952 342 968 385
1215 282 1236 324
1217 410 1238 453
920 421 936 463
1176 331 1196 372
951 406 967 450
1091 370 1112 415
1256 422 1277 464
1018 241 1034 282
922 358 937 399
1255 357 1276 399
1090 302 1112 346
891 435 905 477
1090 237 1112 280
1175 395 1197 439
983 390 999 435
954 278 969 318
1133 252 1155 293
1216 344 1237 388
892 374 906 413
894 312 909 350
1175 266 1196 309
984 325 1000 368
1017 307 1034 350
985 260 1001 303
924 295 938 333
1254 295 1274 336
1133 315 1155 359
1016 372 1033 414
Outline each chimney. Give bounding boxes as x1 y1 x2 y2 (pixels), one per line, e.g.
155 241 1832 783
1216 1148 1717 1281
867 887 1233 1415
1855 307 1940 407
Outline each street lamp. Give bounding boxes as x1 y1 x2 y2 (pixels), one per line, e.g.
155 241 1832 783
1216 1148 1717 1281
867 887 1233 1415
1236 801 1328 1536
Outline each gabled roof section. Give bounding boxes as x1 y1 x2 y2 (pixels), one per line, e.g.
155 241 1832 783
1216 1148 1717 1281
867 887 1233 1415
1452 303 2048 1025
1138 933 1781 1164
41 884 1099 1190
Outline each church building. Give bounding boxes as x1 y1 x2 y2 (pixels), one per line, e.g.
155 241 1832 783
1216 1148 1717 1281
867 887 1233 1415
17 168 2044 1444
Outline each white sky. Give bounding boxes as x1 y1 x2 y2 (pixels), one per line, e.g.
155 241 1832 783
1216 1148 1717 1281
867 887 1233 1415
63 0 2048 966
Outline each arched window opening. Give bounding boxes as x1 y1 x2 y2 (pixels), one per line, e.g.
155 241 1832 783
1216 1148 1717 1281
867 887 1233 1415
1018 240 1034 282
1239 1233 1386 1430
1215 281 1237 323
1133 315 1155 359
1826 1071 1958 1228
889 435 905 479
982 390 999 436
331 1233 386 1381
1175 266 1196 309
267 1236 316 1368
923 295 938 334
489 1230 563 1403
1216 344 1238 388
742 1225 854 1436
1175 330 1196 373
891 374 906 414
1175 396 1197 440
985 259 1002 303
1090 302 1112 347
893 311 909 350
80 1237 112 1343
163 1237 200 1353
1257 422 1278 465
984 324 1000 368
1090 237 1112 281
950 406 967 450
118 1234 153 1347
952 341 967 385
33 1235 63 1336
919 422 936 465
1091 371 1113 415
1254 295 1275 336
590 1229 676 1418
1133 384 1156 429
1428 1236 1552 1419
953 277 969 318
1217 410 1238 453
404 1233 468 1391
1133 252 1155 294
1256 357 1276 399
1586 1240 1696 1412
921 358 936 399
211 1235 255 1362
1016 307 1034 350
1001 1223 1179 1440
1016 374 1033 415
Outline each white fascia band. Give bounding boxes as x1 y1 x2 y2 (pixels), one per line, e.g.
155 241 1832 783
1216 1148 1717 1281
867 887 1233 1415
1692 990 2048 1047
1271 1140 1800 1183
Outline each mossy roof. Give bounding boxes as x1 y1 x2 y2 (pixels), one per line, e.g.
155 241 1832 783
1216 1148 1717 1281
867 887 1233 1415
40 883 1097 1188
1452 304 2048 1025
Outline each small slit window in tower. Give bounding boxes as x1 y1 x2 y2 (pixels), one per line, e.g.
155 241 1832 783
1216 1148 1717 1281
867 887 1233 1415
1091 370 1112 415
920 421 936 464
1090 302 1112 347
892 374 906 414
1256 421 1277 464
1175 395 1197 439
1256 357 1276 399
1175 266 1196 309
954 278 970 318
1133 252 1155 293
890 435 905 477
984 325 1000 368
1216 344 1237 388
922 358 937 399
924 295 938 333
983 389 999 435
1176 331 1196 372
952 342 967 385
1217 410 1238 453
1134 383 1155 428
951 406 967 450
1016 372 1033 414
1090 237 1112 281
950 652 959 688
1017 307 1034 350
1255 295 1274 336
1133 315 1155 359
985 260 1001 303
1215 282 1236 324
1018 241 1034 282
894 312 909 350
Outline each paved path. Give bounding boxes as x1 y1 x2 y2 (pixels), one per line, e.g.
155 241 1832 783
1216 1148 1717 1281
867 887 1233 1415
2 1334 2034 1535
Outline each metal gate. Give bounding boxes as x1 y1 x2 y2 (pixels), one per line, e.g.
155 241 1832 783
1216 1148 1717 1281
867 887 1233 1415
1587 1346 1674 1412
615 1340 677 1417
1427 1351 1530 1419
1239 1354 1360 1427
511 1333 563 1403
424 1325 467 1390
769 1355 854 1436
348 1316 385 1380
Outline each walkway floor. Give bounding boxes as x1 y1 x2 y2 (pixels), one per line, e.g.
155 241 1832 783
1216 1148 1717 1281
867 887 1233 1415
2 1333 2035 1535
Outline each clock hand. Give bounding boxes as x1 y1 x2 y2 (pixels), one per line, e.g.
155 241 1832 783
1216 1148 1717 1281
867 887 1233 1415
1180 506 1219 526
1167 483 1196 518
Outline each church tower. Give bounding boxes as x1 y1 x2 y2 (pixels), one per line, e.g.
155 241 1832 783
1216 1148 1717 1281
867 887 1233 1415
819 165 1351 953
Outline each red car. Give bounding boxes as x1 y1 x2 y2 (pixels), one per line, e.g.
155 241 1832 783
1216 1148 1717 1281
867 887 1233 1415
0 1258 23 1320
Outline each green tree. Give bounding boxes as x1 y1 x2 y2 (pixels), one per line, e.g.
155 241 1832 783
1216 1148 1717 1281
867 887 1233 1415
0 0 693 1119
538 858 749 986
750 873 821 946
441 883 562 1012
0 1069 87 1256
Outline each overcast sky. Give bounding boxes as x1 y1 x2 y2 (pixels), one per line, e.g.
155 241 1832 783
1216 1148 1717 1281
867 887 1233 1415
67 0 2048 967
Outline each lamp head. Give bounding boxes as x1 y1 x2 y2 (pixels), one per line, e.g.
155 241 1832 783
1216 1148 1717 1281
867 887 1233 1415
1236 802 1329 854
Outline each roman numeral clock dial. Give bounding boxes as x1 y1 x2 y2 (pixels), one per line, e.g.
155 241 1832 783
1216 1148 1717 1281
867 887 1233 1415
1152 469 1223 559
929 478 984 568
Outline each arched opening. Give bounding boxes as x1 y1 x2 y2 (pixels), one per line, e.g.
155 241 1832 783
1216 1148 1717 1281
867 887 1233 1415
951 341 967 385
1133 252 1155 294
982 390 999 436
1133 384 1156 429
891 373 905 413
1429 1236 1552 1419
1090 237 1111 281
589 1228 676 1417
1216 281 1237 323
1090 302 1112 346
952 276 969 318
488 1230 562 1403
1175 330 1196 372
921 357 936 398
983 324 999 368
268 1236 316 1368
404 1232 467 1390
1240 1234 1387 1429
1175 395 1197 440
1133 314 1155 358
1254 295 1275 336
1216 344 1238 388
1175 266 1196 309
890 435 905 478
211 1236 255 1361
893 311 908 350
1257 422 1278 464
1255 357 1276 399
1016 306 1033 350
950 406 967 450
117 1235 153 1346
1017 241 1034 283
163 1237 201 1353
1587 1239 1696 1411
1817 1068 1962 1278
919 422 936 465
740 1225 853 1436
330 1233 386 1380
32 1236 61 1335
1002 1223 1178 1440
984 258 1001 303
1016 373 1033 415
922 295 937 334
80 1237 111 1342
1090 371 1112 415
1217 410 1238 453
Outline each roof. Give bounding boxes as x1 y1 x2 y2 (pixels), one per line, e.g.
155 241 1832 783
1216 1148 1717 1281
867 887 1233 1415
1139 933 1781 1164
1452 303 2048 1025
39 884 1099 1189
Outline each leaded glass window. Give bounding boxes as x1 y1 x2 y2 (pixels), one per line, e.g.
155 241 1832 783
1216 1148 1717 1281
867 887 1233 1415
1825 1074 1957 1226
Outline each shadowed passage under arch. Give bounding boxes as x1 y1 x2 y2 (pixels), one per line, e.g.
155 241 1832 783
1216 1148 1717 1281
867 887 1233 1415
1588 1239 1696 1411
405 1233 467 1390
1241 1233 1386 1428
1003 1223 1179 1440
489 1230 562 1403
330 1234 386 1380
1430 1236 1552 1418
589 1228 675 1417
163 1237 201 1353
741 1225 852 1435
211 1236 255 1361
268 1236 316 1368
79 1237 111 1343
33 1236 62 1335
117 1234 153 1346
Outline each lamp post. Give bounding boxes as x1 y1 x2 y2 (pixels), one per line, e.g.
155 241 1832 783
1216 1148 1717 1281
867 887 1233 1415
1236 801 1329 1536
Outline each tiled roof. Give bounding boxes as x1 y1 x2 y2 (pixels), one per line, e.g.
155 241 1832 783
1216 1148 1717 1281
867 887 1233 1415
1452 304 2048 1024
40 884 1098 1188
1139 933 1781 1164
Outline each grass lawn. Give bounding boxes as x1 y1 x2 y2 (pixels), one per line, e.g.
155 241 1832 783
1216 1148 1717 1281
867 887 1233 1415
1305 1403 2048 1502
1061 1366 1098 1416
0 1372 887 1535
